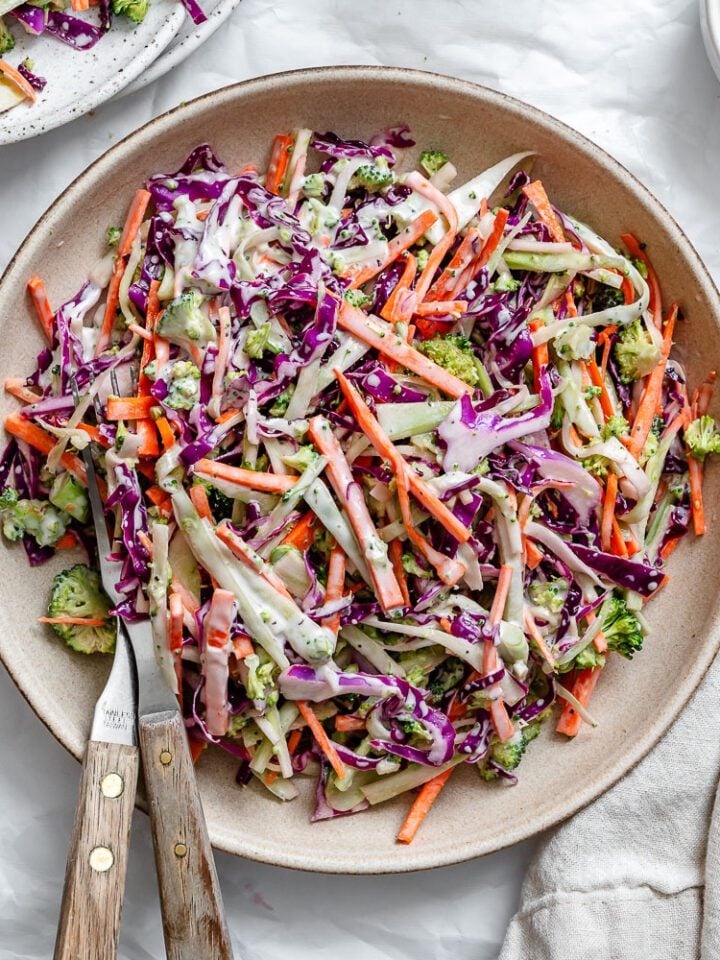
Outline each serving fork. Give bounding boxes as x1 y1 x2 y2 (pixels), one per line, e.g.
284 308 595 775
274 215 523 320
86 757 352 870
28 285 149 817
53 391 234 960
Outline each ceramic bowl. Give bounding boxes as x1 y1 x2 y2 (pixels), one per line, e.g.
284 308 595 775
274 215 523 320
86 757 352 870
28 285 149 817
1 66 719 873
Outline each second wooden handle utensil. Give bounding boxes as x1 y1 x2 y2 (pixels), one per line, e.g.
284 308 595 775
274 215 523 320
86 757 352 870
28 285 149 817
139 709 234 960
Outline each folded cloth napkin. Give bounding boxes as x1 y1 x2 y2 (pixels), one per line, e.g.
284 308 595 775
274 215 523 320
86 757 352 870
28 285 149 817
499 654 720 960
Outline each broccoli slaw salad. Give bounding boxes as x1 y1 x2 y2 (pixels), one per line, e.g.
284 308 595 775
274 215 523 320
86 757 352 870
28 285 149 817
2 126 718 844
0 0 205 114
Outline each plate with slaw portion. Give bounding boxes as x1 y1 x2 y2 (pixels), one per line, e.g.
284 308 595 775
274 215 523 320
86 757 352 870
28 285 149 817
0 0 191 145
1 67 719 874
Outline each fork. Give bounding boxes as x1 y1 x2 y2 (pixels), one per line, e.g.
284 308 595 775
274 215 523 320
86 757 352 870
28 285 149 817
54 378 234 960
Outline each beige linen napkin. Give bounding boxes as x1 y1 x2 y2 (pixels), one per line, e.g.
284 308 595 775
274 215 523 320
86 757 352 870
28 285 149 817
499 655 720 960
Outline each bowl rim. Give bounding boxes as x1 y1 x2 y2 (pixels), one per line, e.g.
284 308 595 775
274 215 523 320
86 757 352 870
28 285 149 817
2 64 719 873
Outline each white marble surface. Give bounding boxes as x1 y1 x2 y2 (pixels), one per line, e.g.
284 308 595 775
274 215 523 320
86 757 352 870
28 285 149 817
1 0 719 956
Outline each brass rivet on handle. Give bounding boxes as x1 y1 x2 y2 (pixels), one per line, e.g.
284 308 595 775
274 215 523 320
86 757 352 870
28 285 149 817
89 846 114 872
100 772 124 798
174 842 188 858
159 750 172 766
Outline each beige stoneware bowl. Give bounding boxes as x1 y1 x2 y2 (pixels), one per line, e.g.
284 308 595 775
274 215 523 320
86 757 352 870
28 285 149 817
1 67 719 874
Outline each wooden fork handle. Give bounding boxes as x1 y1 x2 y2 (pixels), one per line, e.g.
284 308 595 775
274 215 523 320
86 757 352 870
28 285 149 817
139 709 234 960
53 739 139 960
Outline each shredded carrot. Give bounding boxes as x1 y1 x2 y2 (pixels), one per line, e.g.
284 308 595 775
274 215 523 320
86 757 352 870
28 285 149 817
287 728 302 754
388 539 411 607
529 318 549 395
380 253 417 324
660 535 682 560
55 532 78 550
396 766 454 844
4 413 88 488
523 610 555 667
105 395 156 421
194 458 297 494
322 544 346 634
4 379 41 405
216 523 295 602
189 484 213 521
335 714 366 732
280 510 319 551
601 473 618 553
522 180 565 242
232 634 254 660
586 356 614 421
346 210 438 289
297 700 346 779
155 416 176 450
95 189 152 356
26 277 55 343
0 59 36 102
556 667 602 737
266 134 293 195
621 233 662 329
627 304 677 457
610 517 629 558
688 456 705 536
427 228 482 302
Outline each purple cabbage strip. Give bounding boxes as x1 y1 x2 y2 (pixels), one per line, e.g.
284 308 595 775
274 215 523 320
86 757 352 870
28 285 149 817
45 11 104 49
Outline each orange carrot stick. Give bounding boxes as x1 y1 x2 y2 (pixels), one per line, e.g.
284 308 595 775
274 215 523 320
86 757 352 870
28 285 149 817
337 303 471 399
346 210 438 289
105 396 156 421
39 616 107 626
522 180 565 242
586 356 614 421
95 189 152 356
601 473 618 553
4 413 87 487
297 700 346 779
0 59 36 102
189 484 213 521
232 633 254 660
627 305 678 457
610 517 629 558
194 458 297 494
280 510 319 551
396 767 454 844
308 416 405 611
688 456 705 536
4 379 41 405
155 416 176 450
621 233 662 329
322 543 346 635
380 253 418 324
556 666 602 737
388 539 411 607
266 134 293 195
26 277 55 343
335 714 366 732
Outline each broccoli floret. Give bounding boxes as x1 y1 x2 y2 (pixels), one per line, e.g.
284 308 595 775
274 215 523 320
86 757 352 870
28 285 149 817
600 595 644 659
351 158 395 192
583 385 602 401
416 248 429 272
0 16 15 54
601 414 629 440
143 359 158 381
417 334 484 388
47 564 115 655
112 0 149 22
640 430 659 465
0 487 68 547
344 289 371 309
156 290 216 354
550 397 564 430
481 721 541 778
193 479 234 521
244 651 278 705
582 455 609 479
528 578 568 614
685 415 720 461
246 322 278 360
401 552 430 579
165 360 201 410
419 150 450 177
592 285 625 312
106 225 122 248
557 642 606 673
302 173 326 198
494 274 521 293
49 474 89 525
282 445 319 471
614 319 661 384
269 387 293 417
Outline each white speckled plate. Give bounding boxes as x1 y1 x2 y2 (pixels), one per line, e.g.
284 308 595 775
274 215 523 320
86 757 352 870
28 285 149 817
120 0 241 97
0 2 185 145
2 68 720 874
